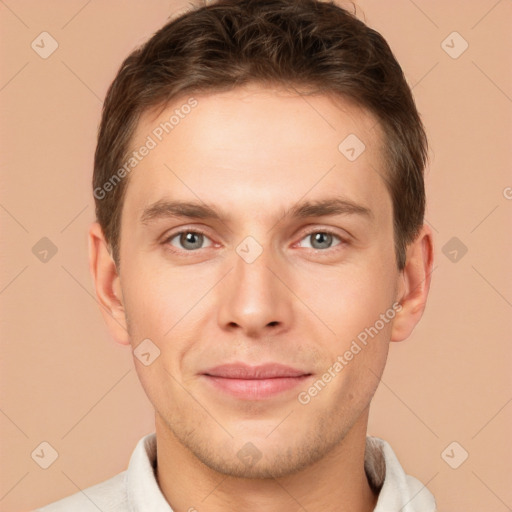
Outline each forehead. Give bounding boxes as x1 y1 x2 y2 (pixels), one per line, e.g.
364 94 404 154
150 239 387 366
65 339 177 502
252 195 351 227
122 85 390 226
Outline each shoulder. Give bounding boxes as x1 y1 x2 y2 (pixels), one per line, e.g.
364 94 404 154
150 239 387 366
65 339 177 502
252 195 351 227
34 470 128 512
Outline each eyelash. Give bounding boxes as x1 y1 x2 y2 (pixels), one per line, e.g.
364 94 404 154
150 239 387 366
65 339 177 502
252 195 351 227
162 227 348 256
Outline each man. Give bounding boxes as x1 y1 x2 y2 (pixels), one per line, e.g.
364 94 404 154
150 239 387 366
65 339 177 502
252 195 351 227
36 0 435 510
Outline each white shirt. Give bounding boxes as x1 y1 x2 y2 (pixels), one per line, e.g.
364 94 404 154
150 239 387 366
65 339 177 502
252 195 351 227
36 433 436 511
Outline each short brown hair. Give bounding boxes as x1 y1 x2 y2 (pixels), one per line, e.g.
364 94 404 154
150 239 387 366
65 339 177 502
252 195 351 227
93 0 427 270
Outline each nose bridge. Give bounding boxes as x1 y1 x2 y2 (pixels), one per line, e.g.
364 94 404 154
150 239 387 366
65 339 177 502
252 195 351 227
235 234 276 292
216 233 291 334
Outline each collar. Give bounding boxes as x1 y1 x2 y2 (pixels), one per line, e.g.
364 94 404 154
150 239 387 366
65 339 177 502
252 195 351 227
126 433 436 511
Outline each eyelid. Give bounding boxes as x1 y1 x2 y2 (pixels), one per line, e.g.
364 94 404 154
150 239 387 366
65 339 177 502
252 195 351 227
162 226 215 250
162 224 351 256
294 224 352 243
293 226 350 250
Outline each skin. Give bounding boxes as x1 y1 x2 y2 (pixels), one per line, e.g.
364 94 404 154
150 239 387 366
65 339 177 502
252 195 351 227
89 85 433 512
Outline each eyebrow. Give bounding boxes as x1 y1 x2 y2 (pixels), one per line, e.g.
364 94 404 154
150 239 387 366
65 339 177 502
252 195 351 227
140 197 373 225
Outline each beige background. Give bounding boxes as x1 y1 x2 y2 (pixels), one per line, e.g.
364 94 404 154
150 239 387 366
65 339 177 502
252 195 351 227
1 1 511 511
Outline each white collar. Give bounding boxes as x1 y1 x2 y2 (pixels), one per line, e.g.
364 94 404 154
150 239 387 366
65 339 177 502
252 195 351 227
126 433 436 511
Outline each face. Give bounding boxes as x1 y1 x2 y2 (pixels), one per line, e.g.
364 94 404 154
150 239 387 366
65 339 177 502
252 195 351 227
108 86 405 477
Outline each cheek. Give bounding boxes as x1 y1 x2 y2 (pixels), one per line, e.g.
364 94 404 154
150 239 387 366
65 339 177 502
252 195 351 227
122 271 189 407
120 259 215 386
294 258 397 346
121 257 204 338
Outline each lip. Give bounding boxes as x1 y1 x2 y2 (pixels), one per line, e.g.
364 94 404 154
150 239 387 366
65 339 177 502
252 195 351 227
204 363 309 379
201 363 312 400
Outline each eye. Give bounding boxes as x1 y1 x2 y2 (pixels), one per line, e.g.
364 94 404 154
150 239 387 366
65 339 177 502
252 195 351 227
297 230 345 251
165 229 213 251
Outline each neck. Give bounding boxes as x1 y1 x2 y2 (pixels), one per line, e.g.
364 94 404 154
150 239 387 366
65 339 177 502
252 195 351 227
155 409 378 512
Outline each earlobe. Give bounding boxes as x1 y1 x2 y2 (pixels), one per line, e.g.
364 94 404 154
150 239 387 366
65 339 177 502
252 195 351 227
390 224 434 342
88 222 130 346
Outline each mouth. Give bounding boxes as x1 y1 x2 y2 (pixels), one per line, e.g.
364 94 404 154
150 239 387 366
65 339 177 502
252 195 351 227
201 363 313 400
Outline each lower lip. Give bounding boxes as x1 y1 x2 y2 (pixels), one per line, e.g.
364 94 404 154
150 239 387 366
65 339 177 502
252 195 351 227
203 375 312 400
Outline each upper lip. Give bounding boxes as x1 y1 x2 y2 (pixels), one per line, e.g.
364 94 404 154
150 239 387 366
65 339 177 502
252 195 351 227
203 363 311 379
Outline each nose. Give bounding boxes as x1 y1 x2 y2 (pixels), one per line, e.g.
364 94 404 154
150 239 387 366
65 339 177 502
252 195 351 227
216 239 294 338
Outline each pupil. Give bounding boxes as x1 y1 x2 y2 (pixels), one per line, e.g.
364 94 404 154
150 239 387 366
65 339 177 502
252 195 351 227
313 232 331 249
182 232 202 249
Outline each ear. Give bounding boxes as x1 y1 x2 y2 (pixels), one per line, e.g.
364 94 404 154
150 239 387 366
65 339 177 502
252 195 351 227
88 221 130 346
391 224 434 342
